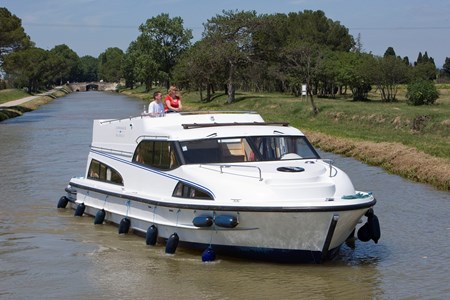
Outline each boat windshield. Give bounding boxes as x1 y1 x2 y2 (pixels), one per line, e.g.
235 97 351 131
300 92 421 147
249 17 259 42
179 136 320 164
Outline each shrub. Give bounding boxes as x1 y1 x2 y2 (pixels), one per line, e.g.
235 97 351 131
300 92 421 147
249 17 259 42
406 81 439 105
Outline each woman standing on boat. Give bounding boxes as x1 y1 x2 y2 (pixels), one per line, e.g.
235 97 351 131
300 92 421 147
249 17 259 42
164 86 182 113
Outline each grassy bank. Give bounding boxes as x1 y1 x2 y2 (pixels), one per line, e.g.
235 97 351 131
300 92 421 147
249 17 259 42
0 89 31 104
0 88 70 122
122 85 450 191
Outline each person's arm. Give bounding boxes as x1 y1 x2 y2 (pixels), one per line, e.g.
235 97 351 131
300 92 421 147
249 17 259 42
165 99 181 112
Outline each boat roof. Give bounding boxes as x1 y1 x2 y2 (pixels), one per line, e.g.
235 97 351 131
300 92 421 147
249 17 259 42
92 111 305 147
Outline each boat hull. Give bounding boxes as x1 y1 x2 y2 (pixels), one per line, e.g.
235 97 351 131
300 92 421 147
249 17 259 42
67 183 374 263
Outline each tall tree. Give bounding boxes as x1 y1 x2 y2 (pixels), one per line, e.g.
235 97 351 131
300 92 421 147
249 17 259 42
0 7 33 69
203 10 258 103
280 41 320 114
50 44 80 84
3 47 49 92
137 13 192 88
174 38 226 101
443 57 450 77
98 47 124 82
79 55 98 82
384 47 396 57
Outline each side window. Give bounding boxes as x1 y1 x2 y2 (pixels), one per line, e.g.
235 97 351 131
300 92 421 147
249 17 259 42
133 140 179 170
172 182 213 200
87 159 124 185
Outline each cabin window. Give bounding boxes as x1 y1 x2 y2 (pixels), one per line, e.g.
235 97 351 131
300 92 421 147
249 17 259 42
87 159 124 185
172 182 213 200
133 140 179 170
180 136 319 164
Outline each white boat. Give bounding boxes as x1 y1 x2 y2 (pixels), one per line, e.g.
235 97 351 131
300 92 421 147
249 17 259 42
59 111 380 263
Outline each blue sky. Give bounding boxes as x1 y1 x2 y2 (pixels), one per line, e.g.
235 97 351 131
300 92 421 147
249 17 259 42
3 0 450 67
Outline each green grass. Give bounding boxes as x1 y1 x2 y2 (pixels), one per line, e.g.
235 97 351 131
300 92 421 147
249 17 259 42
178 87 450 162
0 89 31 104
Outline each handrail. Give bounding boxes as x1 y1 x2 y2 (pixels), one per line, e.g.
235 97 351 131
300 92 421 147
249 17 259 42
320 159 336 177
214 164 263 181
99 117 134 124
135 135 170 143
182 121 289 129
179 110 258 115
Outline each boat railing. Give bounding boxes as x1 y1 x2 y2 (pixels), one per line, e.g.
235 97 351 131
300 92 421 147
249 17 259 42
179 110 258 115
90 145 133 157
182 121 289 129
320 159 337 177
135 135 170 143
99 117 136 124
211 164 263 181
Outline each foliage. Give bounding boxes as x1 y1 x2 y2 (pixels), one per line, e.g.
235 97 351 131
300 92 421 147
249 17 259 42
443 57 450 77
372 55 410 102
79 55 98 82
173 38 226 101
125 13 192 91
203 10 258 103
49 44 80 84
3 47 51 92
98 47 124 82
406 80 439 105
0 7 33 68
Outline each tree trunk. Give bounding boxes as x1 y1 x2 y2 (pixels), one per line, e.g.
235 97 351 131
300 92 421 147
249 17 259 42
308 86 319 115
206 82 211 102
227 61 235 104
145 79 152 92
199 83 203 102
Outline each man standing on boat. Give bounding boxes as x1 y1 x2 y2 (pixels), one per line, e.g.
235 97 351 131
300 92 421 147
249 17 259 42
146 91 165 117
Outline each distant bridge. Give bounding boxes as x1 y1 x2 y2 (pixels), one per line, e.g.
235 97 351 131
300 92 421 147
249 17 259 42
68 81 118 92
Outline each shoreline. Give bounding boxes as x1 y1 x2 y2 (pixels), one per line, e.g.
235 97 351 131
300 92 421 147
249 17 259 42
0 87 70 122
306 131 450 191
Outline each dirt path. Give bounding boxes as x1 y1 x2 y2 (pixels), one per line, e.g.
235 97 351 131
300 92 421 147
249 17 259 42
0 88 62 108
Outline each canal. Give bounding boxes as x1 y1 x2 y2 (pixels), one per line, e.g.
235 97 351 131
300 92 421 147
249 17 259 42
0 91 449 299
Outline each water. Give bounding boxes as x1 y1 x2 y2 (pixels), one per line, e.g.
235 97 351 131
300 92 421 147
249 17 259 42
1 92 449 299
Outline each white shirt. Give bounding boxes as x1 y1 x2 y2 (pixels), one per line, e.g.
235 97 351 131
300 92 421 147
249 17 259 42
148 101 165 116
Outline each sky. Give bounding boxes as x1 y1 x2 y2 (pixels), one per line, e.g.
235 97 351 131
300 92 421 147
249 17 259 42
2 0 450 67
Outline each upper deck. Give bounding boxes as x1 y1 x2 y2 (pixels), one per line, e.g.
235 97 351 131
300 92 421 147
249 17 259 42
91 112 305 151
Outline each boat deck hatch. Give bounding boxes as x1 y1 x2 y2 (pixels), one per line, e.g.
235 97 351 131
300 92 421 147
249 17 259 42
277 166 305 172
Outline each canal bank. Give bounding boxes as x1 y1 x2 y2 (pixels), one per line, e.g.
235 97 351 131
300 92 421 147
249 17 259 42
0 86 71 122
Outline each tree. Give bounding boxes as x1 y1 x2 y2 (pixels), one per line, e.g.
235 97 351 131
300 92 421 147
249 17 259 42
413 51 436 80
137 13 192 88
49 44 80 84
0 7 33 69
79 55 98 82
173 38 225 101
98 47 124 82
3 47 50 92
372 55 410 102
384 47 396 57
203 10 258 103
406 80 439 105
443 57 450 77
280 41 320 114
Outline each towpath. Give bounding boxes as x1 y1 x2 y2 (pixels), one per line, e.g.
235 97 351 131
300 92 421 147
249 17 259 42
0 88 62 108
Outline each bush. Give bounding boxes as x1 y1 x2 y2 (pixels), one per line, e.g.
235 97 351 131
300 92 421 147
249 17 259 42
406 81 439 105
